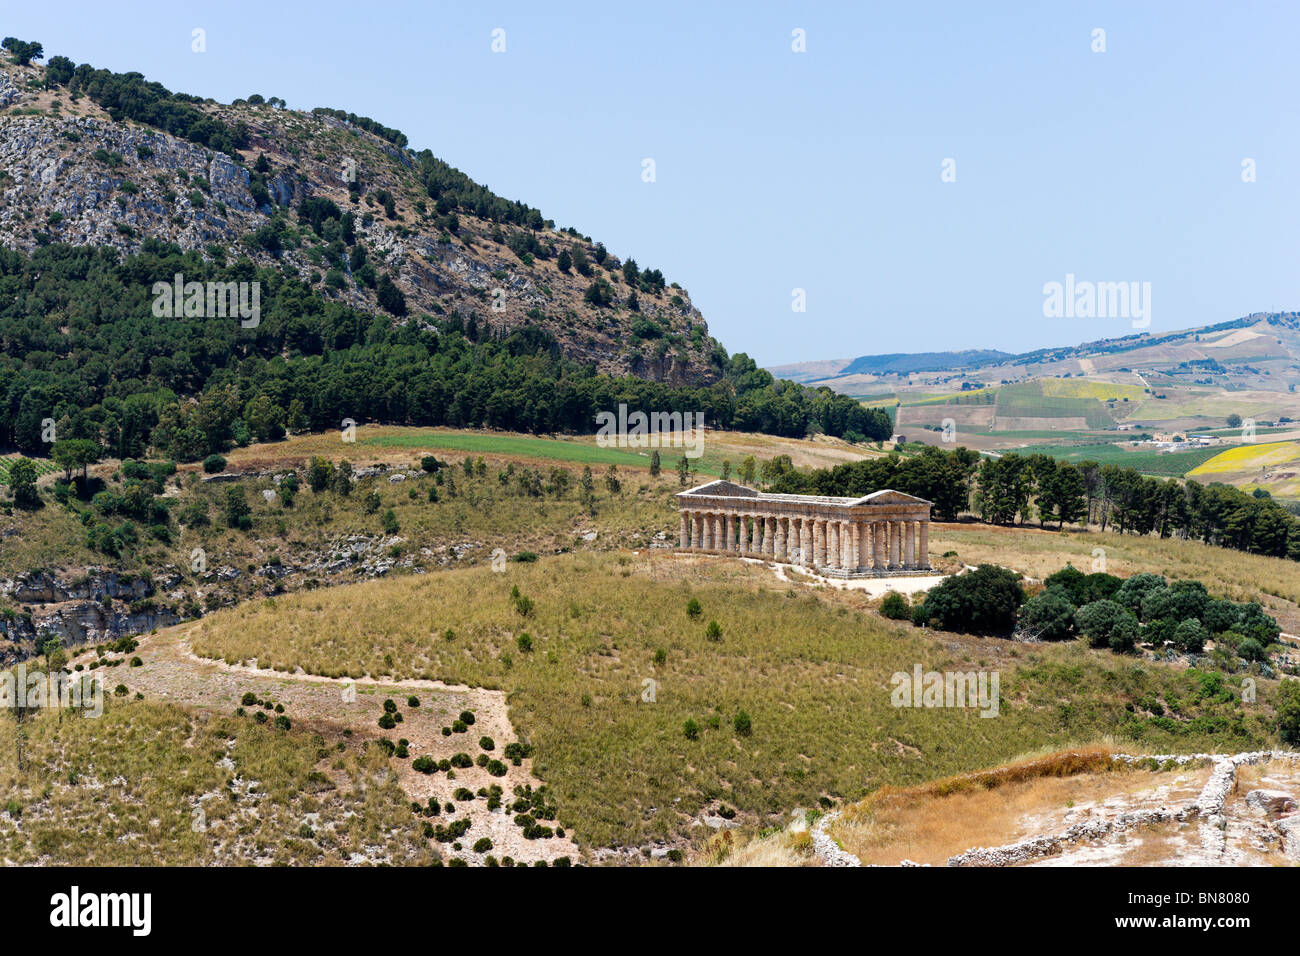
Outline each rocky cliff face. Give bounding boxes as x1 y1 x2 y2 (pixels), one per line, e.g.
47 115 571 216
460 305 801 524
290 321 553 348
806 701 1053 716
0 62 723 386
0 568 181 663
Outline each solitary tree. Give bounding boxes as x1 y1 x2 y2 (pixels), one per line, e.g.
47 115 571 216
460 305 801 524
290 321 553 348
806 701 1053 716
7 457 40 509
51 438 99 483
1 37 43 65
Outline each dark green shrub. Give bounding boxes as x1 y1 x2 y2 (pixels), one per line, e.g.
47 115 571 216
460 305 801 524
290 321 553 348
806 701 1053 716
1075 599 1138 649
919 565 1024 636
1016 588 1076 641
879 592 910 620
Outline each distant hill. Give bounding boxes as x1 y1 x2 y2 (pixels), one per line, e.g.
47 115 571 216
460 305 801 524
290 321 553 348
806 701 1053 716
839 350 1014 376
773 312 1300 393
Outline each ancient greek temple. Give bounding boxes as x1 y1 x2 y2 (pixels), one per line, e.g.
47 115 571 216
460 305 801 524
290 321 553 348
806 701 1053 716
675 480 932 576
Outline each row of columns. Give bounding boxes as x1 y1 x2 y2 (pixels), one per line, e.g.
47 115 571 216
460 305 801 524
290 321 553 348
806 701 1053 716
676 510 929 572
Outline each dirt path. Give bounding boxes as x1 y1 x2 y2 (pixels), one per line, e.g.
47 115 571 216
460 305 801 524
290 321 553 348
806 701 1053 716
73 626 579 865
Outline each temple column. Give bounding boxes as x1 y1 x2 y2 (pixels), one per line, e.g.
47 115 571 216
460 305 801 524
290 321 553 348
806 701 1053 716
890 520 901 568
827 522 839 569
872 521 884 570
812 519 825 567
679 512 689 549
764 516 775 557
851 522 862 572
774 517 786 561
725 514 736 552
919 519 929 569
904 519 915 568
801 517 813 566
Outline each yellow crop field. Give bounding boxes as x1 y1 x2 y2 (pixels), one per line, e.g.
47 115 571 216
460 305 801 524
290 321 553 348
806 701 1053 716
1187 440 1300 477
1040 379 1145 402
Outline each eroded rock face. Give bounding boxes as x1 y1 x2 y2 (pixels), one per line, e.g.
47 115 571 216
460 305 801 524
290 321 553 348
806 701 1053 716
0 71 18 108
1278 815 1300 861
1245 788 1297 818
0 569 179 662
1 569 152 604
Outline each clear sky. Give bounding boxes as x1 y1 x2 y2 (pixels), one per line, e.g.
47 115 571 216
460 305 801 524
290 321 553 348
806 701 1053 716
8 1 1300 366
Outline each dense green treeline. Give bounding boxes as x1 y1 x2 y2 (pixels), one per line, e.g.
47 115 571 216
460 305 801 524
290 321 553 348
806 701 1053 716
0 243 890 465
57 59 249 155
770 445 1300 560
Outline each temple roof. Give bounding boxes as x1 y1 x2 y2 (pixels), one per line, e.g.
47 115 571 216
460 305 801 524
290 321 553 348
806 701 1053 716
676 480 932 507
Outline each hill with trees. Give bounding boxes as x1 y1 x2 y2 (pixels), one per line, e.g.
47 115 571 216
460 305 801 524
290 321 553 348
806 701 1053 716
0 39 891 464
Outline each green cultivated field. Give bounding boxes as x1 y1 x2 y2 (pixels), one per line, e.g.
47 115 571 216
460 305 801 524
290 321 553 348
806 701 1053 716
0 456 59 485
364 431 735 476
1024 442 1224 476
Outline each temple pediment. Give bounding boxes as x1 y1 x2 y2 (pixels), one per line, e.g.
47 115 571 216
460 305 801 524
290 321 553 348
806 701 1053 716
677 480 759 498
847 489 933 506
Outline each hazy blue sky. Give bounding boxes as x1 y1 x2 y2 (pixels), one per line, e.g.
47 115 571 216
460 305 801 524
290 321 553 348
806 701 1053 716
9 1 1300 366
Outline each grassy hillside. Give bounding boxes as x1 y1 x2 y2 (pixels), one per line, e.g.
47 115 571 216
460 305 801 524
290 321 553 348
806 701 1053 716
188 550 1287 849
0 700 432 865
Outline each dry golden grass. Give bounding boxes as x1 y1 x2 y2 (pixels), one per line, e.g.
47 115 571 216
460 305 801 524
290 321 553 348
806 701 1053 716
831 751 1211 865
695 825 818 867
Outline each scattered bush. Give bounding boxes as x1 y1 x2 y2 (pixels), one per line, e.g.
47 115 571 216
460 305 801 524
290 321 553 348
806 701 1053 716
878 592 910 620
